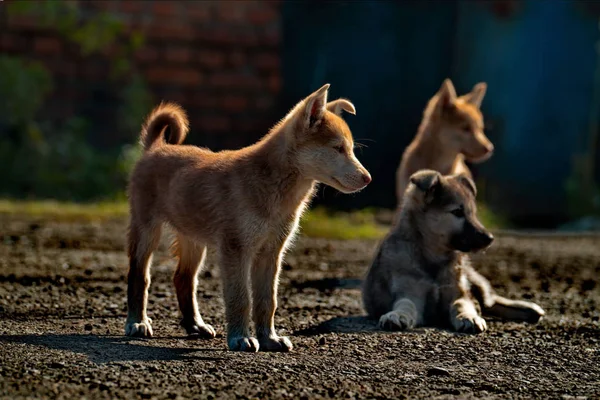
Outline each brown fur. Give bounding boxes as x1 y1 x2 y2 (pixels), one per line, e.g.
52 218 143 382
363 170 545 333
125 84 371 352
395 79 494 209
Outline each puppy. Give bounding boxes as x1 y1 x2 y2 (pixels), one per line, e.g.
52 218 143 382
125 84 371 352
363 170 544 333
395 79 494 209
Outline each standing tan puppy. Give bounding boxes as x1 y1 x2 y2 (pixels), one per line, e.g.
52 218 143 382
395 79 494 209
125 84 371 352
363 170 544 333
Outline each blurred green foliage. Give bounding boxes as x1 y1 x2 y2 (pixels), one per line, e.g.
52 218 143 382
0 0 150 201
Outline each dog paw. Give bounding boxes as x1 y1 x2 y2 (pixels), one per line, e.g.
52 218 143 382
228 336 260 352
259 335 293 352
181 318 216 339
525 303 546 324
379 311 414 331
125 318 153 337
453 314 487 334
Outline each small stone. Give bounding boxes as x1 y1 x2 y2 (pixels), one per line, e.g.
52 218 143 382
84 323 93 331
318 337 326 345
50 361 65 369
427 366 450 377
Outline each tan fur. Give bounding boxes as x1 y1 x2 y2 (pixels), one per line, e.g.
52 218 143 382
125 84 371 352
395 79 494 209
363 170 545 333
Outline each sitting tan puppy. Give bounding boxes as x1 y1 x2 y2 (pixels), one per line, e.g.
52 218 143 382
126 84 371 352
395 79 494 210
363 170 544 333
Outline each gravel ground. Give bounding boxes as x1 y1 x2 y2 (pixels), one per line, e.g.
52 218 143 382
0 215 598 399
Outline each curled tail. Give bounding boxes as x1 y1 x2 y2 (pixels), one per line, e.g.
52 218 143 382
140 102 189 151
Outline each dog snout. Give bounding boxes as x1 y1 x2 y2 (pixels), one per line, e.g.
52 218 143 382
485 143 494 154
362 171 372 185
478 231 494 247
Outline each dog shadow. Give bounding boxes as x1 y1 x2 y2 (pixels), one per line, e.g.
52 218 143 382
0 334 226 364
294 315 431 336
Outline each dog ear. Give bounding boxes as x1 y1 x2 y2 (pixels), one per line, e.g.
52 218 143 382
455 173 477 197
460 82 487 108
326 99 356 116
437 79 457 109
304 83 330 128
410 170 441 195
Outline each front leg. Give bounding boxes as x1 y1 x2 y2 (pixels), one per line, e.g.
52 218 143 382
379 298 421 331
218 246 259 352
450 297 487 334
251 238 292 352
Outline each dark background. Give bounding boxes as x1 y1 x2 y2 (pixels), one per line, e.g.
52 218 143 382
1 0 600 228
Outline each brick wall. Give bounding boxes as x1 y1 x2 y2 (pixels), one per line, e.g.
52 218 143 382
0 0 282 150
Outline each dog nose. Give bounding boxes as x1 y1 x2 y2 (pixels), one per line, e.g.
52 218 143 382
487 143 495 153
481 231 494 247
362 172 372 185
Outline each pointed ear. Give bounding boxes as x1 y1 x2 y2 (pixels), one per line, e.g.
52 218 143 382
410 170 441 199
304 83 330 128
455 173 477 197
461 82 487 108
326 99 356 116
437 79 457 109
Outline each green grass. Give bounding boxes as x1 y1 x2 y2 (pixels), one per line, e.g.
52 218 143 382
0 199 508 239
476 202 511 230
0 199 129 221
300 207 387 240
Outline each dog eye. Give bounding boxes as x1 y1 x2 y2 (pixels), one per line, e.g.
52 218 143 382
333 145 345 154
462 125 471 132
450 207 465 218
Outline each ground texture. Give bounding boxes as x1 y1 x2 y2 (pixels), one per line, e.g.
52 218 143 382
0 215 599 399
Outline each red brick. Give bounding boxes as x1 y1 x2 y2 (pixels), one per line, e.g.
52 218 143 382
191 94 218 109
260 28 280 47
146 25 195 41
198 115 231 132
228 51 246 67
216 2 247 23
153 1 179 17
248 6 278 25
198 51 226 69
0 34 24 52
135 47 159 63
267 74 280 94
252 53 279 71
120 1 144 14
210 72 262 89
199 28 237 45
165 47 191 63
7 16 39 31
146 67 202 86
33 37 62 55
188 5 211 22
82 63 105 80
220 95 248 113
255 96 273 111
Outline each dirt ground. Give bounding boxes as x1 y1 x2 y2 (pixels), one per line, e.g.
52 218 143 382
0 215 598 399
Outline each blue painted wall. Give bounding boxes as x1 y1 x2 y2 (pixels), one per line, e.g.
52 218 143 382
283 0 600 223
453 0 599 222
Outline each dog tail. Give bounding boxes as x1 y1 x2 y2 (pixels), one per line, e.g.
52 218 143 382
140 102 189 151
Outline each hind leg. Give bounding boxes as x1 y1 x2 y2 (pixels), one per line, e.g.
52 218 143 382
125 221 162 337
467 268 545 323
173 234 216 339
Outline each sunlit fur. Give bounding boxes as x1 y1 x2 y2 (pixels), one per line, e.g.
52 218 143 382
125 84 371 352
395 79 494 210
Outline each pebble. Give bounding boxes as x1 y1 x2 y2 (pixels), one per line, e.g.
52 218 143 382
427 367 450 377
